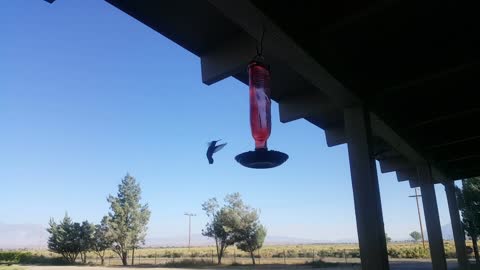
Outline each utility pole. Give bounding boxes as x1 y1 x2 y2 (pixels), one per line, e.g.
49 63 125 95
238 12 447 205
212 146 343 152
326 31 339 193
409 187 426 249
184 212 196 249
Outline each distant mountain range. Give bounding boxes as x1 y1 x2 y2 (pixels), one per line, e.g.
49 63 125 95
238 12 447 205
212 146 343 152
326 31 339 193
441 224 454 240
0 223 335 249
145 234 327 248
0 222 456 249
0 223 48 249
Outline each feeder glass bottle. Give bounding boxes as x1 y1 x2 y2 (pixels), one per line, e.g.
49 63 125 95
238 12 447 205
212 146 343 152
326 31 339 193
248 61 271 150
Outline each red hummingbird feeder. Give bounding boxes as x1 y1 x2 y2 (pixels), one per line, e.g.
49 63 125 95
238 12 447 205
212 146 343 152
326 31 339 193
235 58 288 169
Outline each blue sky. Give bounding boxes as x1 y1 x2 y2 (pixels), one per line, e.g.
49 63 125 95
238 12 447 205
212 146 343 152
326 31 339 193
0 0 454 243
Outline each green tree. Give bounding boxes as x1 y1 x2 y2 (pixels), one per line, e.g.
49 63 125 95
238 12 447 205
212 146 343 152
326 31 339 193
79 220 95 264
47 214 82 264
92 216 112 265
456 177 480 264
229 194 266 265
106 174 151 266
202 193 266 265
385 233 392 243
236 224 266 265
409 231 422 242
202 197 235 264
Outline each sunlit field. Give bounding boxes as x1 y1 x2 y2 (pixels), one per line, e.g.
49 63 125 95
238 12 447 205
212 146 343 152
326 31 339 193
4 241 469 266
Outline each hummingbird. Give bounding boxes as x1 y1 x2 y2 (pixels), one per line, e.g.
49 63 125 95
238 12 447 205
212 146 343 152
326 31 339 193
206 140 227 164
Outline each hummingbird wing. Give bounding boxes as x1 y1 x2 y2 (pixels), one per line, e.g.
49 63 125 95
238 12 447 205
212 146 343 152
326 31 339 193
213 143 227 153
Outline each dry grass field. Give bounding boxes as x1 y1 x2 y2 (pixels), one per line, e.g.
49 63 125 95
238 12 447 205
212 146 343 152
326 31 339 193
3 241 477 270
0 260 472 270
22 240 467 264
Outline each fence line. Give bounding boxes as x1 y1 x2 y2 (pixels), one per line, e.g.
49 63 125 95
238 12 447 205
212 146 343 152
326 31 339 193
75 249 358 266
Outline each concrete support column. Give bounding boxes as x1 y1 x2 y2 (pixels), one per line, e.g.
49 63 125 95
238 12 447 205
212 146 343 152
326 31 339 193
344 107 389 270
445 181 469 270
418 166 447 270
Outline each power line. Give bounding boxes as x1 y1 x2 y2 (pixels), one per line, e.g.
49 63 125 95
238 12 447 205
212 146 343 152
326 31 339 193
184 212 196 249
409 188 426 249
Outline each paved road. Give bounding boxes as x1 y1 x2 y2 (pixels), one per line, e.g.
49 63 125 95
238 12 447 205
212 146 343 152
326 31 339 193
20 261 460 270
390 261 458 270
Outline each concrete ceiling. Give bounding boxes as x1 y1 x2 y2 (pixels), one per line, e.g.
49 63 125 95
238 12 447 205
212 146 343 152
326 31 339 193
104 0 479 183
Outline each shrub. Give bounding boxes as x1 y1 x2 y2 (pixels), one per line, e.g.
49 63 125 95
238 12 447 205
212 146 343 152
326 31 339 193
0 251 26 263
306 259 339 268
172 252 183 258
163 259 213 267
0 252 69 265
349 249 361 258
387 246 429 259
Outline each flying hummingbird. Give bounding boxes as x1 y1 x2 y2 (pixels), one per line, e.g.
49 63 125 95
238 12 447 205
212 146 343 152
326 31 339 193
206 140 227 164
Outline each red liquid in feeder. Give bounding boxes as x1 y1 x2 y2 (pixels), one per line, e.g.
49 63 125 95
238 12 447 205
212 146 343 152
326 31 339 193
248 62 271 150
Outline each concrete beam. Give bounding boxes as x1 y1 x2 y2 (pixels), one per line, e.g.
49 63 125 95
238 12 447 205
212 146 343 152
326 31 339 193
207 0 449 182
409 179 420 188
200 32 256 85
418 166 447 270
380 62 478 97
278 92 333 123
207 0 359 107
325 126 346 147
396 168 417 182
372 146 398 161
370 114 448 181
444 181 469 270
370 113 425 163
344 106 389 270
379 156 414 173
